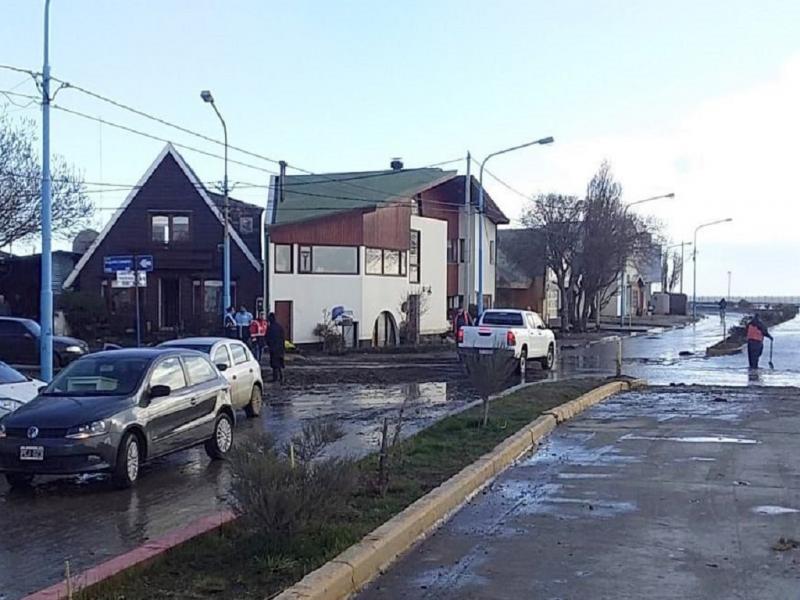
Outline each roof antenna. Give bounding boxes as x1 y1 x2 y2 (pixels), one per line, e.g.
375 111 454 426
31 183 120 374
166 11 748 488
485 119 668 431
390 157 404 171
279 160 287 203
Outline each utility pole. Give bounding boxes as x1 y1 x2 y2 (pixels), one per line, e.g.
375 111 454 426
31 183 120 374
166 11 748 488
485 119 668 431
464 152 471 308
692 218 733 319
727 271 732 301
40 0 54 381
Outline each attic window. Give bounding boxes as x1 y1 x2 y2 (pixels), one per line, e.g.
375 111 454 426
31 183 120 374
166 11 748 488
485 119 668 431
151 213 190 244
239 216 253 234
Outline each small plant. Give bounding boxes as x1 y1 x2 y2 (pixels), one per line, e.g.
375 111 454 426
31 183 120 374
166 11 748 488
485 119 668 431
313 309 345 354
227 422 355 547
459 346 518 427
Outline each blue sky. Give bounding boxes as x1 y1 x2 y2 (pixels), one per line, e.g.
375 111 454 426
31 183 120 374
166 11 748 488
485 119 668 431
2 0 799 296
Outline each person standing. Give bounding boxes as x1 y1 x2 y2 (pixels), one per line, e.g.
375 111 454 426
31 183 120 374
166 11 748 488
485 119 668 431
235 305 253 344
746 313 772 369
265 312 286 383
452 306 472 340
223 306 237 339
249 311 268 361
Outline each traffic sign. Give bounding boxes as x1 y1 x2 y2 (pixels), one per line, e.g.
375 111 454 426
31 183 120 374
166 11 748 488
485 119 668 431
136 255 154 272
104 255 133 273
113 271 146 288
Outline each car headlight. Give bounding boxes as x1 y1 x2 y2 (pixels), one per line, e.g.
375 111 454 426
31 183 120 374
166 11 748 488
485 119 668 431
64 345 85 354
0 423 6 439
66 420 108 439
0 398 22 412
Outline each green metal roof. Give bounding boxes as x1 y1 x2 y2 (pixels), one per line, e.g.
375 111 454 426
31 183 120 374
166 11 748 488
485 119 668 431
272 168 457 225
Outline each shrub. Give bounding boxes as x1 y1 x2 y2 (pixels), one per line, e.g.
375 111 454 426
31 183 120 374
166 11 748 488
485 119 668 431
57 290 109 341
227 428 355 547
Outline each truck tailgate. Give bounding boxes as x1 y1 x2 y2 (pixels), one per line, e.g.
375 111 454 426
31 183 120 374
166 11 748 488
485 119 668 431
462 326 507 351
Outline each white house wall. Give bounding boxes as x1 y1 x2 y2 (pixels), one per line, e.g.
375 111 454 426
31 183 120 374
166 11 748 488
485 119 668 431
412 215 449 334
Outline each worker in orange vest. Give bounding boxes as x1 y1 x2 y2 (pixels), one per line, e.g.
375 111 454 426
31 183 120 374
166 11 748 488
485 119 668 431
746 313 772 369
249 312 268 362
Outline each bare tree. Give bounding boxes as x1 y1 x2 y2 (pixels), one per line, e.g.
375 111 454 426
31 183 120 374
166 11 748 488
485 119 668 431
667 251 683 292
0 113 93 248
460 347 518 427
521 194 583 332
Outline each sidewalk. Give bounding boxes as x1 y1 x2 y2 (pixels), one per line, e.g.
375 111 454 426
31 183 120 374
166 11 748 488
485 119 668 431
357 385 800 599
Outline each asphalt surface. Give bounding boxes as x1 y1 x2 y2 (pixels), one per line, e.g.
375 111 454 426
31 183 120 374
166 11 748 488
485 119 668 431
2 311 798 598
358 385 800 600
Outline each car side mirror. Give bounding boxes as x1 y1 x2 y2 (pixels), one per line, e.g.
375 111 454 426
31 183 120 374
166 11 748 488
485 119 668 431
149 384 171 399
37 385 47 394
216 363 228 372
23 333 33 340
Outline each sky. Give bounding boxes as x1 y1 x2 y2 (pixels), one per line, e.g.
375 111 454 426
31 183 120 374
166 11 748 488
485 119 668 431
1 0 799 297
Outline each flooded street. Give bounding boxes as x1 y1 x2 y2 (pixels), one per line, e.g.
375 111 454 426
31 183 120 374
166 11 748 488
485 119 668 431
359 385 800 599
2 311 798 599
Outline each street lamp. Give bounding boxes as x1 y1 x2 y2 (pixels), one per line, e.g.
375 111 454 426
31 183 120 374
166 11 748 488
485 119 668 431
200 90 231 322
692 218 733 319
39 0 53 381
619 193 675 326
477 136 554 315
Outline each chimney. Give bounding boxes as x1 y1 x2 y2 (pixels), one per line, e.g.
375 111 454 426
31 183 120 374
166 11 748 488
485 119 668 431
390 157 404 171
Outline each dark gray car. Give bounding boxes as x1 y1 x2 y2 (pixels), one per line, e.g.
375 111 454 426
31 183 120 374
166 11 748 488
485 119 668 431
0 317 89 368
0 347 234 489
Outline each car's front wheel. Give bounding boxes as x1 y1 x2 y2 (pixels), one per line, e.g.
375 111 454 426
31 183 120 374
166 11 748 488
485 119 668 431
111 432 141 489
244 385 263 418
205 412 234 460
5 473 34 488
540 344 555 371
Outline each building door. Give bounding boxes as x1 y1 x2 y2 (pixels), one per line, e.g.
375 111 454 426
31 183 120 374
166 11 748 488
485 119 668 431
160 277 180 330
274 301 293 342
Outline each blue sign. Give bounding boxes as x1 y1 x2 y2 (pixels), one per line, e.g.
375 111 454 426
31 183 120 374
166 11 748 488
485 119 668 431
136 255 154 272
104 255 133 273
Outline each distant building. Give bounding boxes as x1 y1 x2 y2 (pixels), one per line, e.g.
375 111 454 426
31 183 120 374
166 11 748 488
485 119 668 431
63 144 263 338
0 250 79 319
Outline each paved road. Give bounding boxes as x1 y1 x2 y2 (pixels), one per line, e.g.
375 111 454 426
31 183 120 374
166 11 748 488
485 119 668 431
359 385 800 600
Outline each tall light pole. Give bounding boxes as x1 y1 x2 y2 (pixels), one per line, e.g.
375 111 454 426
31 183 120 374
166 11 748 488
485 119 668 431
201 90 230 321
618 193 675 326
477 136 554 315
727 270 732 301
692 217 733 319
40 0 53 381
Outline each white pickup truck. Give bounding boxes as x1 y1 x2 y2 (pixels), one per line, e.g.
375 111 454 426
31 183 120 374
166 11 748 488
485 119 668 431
458 309 556 373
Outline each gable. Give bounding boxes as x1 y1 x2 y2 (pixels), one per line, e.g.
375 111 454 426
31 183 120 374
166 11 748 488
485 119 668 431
64 145 261 288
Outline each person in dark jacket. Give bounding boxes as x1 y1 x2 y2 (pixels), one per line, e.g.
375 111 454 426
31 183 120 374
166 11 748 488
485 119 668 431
745 313 772 369
265 312 286 383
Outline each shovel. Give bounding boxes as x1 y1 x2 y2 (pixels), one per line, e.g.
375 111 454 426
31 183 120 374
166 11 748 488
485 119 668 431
769 338 775 370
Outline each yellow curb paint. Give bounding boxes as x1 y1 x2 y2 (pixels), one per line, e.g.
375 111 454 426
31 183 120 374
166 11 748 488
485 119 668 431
273 379 641 600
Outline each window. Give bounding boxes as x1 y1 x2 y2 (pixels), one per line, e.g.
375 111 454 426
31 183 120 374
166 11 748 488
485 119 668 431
447 239 458 263
183 355 217 385
409 230 420 284
0 362 26 384
212 345 231 368
151 215 169 243
298 245 358 274
365 248 407 276
203 281 222 314
366 248 383 275
275 244 293 273
447 295 464 310
150 357 187 391
239 216 254 234
151 214 191 243
489 240 495 265
0 320 28 336
459 239 468 263
229 343 249 365
482 311 524 326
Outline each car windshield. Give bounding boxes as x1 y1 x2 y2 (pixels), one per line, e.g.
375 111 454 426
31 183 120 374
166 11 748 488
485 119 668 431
481 312 524 326
0 362 27 384
164 344 212 354
42 356 151 396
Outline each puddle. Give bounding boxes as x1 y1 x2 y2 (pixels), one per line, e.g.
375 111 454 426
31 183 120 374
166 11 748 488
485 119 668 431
621 434 759 445
689 457 716 462
558 472 614 480
752 505 800 515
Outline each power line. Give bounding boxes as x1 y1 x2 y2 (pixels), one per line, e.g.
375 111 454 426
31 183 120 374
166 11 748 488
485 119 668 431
470 157 533 201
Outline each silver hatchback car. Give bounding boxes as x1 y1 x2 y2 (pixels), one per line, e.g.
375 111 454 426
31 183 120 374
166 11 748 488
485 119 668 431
0 348 234 489
159 337 264 417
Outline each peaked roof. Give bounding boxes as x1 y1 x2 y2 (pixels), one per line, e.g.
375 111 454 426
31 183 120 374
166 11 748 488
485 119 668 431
496 228 547 289
63 144 262 289
270 168 458 225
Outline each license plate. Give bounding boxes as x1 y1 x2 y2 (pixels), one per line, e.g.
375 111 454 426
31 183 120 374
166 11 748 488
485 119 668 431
19 446 44 461
479 349 494 355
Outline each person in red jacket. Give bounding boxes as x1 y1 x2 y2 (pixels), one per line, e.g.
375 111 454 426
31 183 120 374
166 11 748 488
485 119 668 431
746 313 772 369
249 312 268 362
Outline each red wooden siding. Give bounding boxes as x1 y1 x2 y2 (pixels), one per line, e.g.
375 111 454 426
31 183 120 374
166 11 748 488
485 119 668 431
269 210 365 246
363 204 411 250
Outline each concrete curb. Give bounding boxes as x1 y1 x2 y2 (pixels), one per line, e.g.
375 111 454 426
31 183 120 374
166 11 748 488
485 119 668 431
274 379 641 600
21 510 236 600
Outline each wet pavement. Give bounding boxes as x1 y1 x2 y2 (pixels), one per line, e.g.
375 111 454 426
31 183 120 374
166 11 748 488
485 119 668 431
358 385 800 600
0 381 480 600
2 310 798 598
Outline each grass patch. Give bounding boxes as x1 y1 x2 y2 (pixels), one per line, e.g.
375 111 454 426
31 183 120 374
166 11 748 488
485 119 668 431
80 378 606 600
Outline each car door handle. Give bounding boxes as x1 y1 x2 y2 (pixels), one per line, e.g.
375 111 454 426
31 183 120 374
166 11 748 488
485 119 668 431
232 375 237 380
190 397 198 406
249 368 254 374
